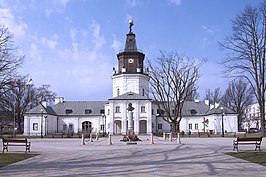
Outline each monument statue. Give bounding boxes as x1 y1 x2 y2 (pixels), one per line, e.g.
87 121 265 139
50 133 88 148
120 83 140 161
129 19 134 33
127 102 135 111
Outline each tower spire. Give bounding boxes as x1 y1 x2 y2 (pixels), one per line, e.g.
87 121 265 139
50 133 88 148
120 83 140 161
124 19 137 52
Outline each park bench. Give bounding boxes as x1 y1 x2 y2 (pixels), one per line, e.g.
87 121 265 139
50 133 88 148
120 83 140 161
2 138 31 153
198 132 210 137
51 132 64 138
233 137 262 152
234 131 247 138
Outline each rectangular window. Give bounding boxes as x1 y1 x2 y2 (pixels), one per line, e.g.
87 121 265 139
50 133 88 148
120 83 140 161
101 124 105 131
115 106 120 113
63 124 67 131
152 109 154 115
100 109 105 114
108 109 110 115
141 106 145 113
188 123 192 130
33 123 38 131
195 123 198 130
158 123 162 130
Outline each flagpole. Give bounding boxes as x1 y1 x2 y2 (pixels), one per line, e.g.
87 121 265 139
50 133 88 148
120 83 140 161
13 93 16 138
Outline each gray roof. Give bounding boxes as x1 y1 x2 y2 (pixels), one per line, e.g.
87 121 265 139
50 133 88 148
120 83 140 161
206 105 236 115
181 101 210 116
109 92 151 101
26 101 106 116
26 104 56 115
154 101 236 117
53 101 106 116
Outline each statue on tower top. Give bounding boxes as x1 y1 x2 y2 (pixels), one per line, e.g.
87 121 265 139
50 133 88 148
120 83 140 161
129 19 134 33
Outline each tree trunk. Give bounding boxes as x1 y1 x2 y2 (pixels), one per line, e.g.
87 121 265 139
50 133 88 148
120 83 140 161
261 99 265 136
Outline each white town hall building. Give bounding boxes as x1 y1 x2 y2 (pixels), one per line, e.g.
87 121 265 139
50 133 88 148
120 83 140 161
24 22 238 137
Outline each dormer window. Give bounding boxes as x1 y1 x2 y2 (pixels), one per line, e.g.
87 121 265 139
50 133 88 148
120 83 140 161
85 109 92 114
190 109 197 115
66 109 73 114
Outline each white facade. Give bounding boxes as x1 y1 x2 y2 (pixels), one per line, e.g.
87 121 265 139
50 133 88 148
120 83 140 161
243 103 263 130
152 102 238 135
112 74 149 97
105 97 152 135
23 23 239 137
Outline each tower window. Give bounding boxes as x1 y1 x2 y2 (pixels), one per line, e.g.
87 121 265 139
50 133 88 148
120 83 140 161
115 106 120 113
117 88 120 96
141 106 146 113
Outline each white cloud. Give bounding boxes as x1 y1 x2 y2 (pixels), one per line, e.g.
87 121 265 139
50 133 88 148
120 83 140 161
111 34 123 53
44 0 69 17
0 8 27 38
41 35 58 49
168 0 182 6
126 0 138 7
91 21 106 50
201 25 214 34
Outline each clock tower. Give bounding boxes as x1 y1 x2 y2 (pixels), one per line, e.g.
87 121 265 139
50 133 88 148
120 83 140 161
112 20 149 97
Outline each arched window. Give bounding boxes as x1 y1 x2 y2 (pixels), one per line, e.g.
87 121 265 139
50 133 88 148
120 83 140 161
82 121 92 133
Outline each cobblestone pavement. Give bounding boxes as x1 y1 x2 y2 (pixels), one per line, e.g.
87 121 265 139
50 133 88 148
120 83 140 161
1 135 266 177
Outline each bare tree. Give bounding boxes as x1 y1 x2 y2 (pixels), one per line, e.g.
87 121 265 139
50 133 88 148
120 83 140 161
0 76 56 133
147 51 205 132
219 2 266 136
221 79 254 129
0 26 23 97
204 88 222 105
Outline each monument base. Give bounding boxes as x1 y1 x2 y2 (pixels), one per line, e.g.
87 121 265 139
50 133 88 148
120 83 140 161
120 131 141 142
126 141 137 145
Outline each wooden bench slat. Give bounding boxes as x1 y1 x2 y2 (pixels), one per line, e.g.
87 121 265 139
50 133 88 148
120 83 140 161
2 138 31 153
233 137 262 152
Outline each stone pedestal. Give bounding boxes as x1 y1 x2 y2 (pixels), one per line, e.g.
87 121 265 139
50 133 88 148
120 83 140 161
127 110 134 136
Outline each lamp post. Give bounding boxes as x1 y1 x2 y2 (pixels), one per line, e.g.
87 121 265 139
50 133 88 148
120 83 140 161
13 100 16 138
41 109 43 138
102 114 106 136
221 107 224 137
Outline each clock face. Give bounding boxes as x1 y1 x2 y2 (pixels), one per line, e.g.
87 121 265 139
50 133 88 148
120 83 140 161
128 58 134 64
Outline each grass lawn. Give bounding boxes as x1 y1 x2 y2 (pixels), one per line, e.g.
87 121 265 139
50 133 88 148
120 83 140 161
225 152 266 166
0 153 39 168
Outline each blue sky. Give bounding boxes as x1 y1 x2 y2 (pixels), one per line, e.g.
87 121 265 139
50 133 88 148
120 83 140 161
0 0 261 101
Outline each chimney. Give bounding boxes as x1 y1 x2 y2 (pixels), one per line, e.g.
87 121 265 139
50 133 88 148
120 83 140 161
55 97 64 105
214 102 220 108
204 100 209 106
41 101 47 108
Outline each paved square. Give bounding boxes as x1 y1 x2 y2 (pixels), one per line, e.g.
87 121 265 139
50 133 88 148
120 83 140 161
1 136 266 176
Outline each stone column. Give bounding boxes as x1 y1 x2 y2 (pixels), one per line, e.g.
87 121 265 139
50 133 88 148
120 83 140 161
127 102 135 136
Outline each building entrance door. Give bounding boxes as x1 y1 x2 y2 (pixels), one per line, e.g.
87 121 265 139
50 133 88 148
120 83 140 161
82 121 92 133
114 120 122 134
139 120 147 134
